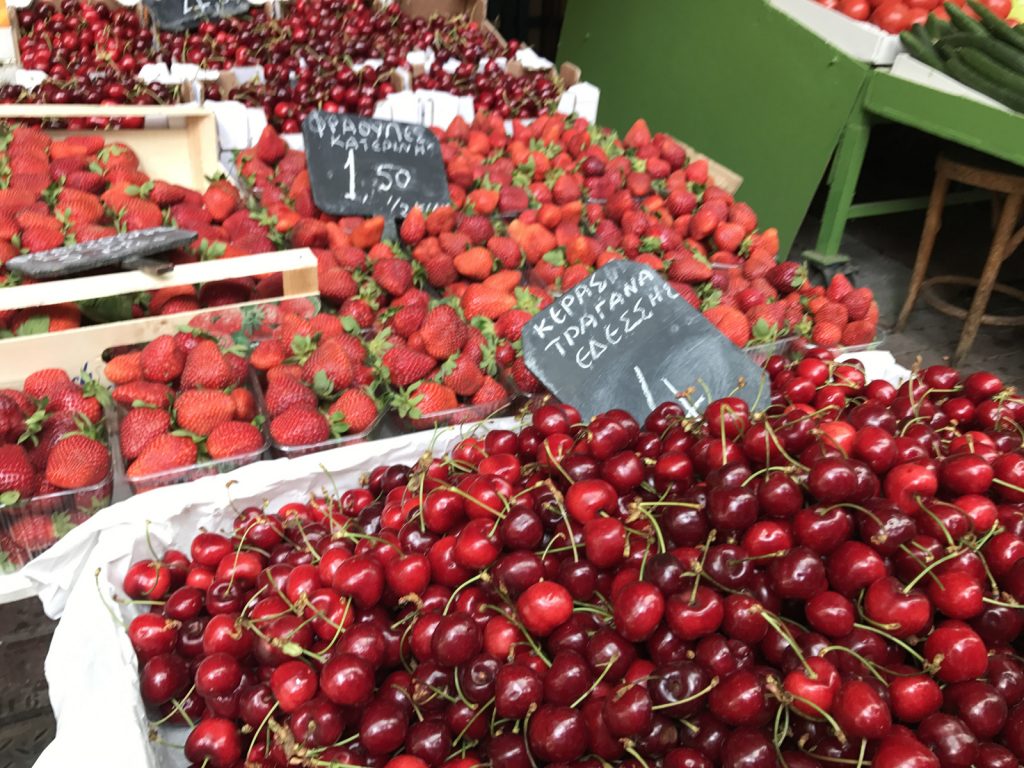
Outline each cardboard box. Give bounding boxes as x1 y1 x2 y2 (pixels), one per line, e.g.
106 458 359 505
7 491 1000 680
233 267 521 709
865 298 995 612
394 0 486 23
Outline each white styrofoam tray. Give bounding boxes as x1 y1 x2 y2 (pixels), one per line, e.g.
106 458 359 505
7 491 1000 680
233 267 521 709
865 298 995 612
769 0 903 65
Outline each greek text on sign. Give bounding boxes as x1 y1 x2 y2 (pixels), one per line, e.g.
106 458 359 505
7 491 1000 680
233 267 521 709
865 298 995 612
302 110 451 218
521 261 769 423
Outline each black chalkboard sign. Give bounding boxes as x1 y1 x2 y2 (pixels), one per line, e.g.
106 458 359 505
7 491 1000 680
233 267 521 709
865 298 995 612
522 261 769 423
302 110 451 218
7 227 196 279
144 0 251 31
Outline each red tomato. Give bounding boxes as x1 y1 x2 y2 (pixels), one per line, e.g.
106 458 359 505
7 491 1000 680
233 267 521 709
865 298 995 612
907 7 930 22
984 0 1012 18
819 0 841 7
932 7 951 19
906 0 940 8
839 0 872 20
871 1 912 32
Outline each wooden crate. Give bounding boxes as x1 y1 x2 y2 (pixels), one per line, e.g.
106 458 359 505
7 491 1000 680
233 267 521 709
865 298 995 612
0 103 218 191
0 248 319 377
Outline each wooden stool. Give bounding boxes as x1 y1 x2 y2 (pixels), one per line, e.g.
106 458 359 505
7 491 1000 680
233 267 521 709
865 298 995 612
895 153 1024 364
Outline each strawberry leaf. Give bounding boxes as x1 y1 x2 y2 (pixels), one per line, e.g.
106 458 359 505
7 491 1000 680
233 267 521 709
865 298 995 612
14 315 51 336
0 491 21 507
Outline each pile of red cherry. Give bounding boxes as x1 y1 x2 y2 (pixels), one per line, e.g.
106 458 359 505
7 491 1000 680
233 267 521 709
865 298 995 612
121 348 1024 768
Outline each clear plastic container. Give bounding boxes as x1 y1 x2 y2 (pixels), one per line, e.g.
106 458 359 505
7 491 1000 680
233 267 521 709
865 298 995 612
0 473 114 571
108 368 272 494
252 371 384 458
398 394 514 432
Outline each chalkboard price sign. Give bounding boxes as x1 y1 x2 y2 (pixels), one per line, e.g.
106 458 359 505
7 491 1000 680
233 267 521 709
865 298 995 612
144 0 251 31
7 227 197 280
302 110 451 218
522 261 769 423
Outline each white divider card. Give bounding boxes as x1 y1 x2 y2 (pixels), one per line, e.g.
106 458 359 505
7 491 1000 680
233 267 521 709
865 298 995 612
7 228 197 279
301 110 451 218
144 0 251 31
521 261 770 423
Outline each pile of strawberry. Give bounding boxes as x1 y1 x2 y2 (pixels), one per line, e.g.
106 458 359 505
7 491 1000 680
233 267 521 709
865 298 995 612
0 122 291 334
370 298 512 425
248 311 381 453
0 368 111 569
235 113 881 395
118 349 1024 768
105 333 265 489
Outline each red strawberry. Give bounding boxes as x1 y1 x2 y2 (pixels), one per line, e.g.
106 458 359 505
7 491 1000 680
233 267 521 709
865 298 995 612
21 227 65 252
373 258 414 297
112 381 173 409
207 421 265 459
666 253 712 284
230 388 257 421
498 186 530 215
319 268 359 305
421 253 458 287
7 513 70 553
46 385 103 424
202 180 241 222
120 407 172 462
811 321 843 347
443 353 485 396
728 203 759 234
844 287 873 320
254 125 288 164
746 303 787 335
812 301 849 329
472 376 508 405
494 309 532 342
827 273 854 303
767 261 805 292
302 338 354 391
382 344 438 388
841 319 876 346
400 207 427 245
24 369 72 400
703 305 751 347
122 198 164 231
141 336 185 383
45 435 109 490
250 339 289 372
149 181 189 207
457 215 494 246
421 305 469 360
713 222 746 253
402 381 457 418
624 119 652 149
127 434 198 479
175 389 235 436
170 203 213 230
270 405 330 447
264 375 317 417
327 389 379 434
180 340 233 389
64 170 105 194
508 358 542 394
389 300 429 340
0 444 38 500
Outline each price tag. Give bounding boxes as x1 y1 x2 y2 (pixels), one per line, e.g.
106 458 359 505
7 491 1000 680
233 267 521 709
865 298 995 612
521 261 770 423
144 0 250 32
7 227 196 279
302 110 451 218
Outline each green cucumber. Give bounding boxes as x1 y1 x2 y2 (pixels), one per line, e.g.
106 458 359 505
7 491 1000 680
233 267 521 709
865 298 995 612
937 32 1024 72
925 14 954 39
901 27 946 70
965 0 1024 52
945 52 1024 112
958 47 1024 94
944 1 988 35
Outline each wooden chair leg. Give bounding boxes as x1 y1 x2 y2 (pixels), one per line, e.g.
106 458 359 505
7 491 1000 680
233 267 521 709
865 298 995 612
953 192 1024 364
896 170 951 331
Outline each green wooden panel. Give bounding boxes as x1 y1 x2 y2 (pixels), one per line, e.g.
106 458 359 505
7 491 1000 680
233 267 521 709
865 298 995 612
864 72 1024 169
558 0 869 254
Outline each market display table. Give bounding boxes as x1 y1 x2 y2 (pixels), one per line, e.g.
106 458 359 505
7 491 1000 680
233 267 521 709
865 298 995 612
815 68 1024 257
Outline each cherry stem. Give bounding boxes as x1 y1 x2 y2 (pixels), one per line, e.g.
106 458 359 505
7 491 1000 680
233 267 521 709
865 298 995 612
571 654 618 708
93 568 127 629
247 700 279 763
901 548 965 593
983 595 1022 609
688 529 717 606
852 622 926 664
630 504 666 554
622 742 651 768
482 603 551 666
914 497 957 549
782 690 847 745
650 675 718 710
444 571 489 615
994 477 1024 495
453 696 493 746
757 607 815 678
149 685 197 728
855 738 867 768
741 465 793 486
